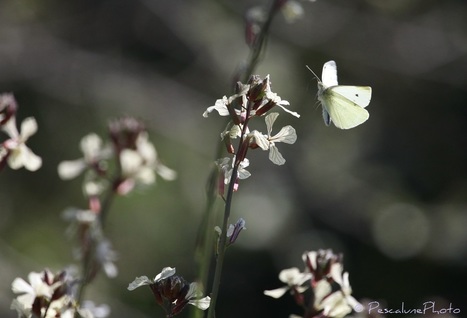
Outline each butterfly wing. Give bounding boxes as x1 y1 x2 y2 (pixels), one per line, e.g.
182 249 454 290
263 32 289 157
321 60 338 88
331 85 372 108
321 87 370 129
322 106 331 126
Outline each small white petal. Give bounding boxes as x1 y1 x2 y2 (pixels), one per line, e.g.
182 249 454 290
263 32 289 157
136 133 157 163
136 167 156 185
58 160 87 179
189 296 211 310
120 150 143 175
272 125 297 144
10 298 31 316
80 134 103 160
263 286 289 298
321 291 352 317
269 145 286 165
330 263 343 286
278 267 301 283
22 147 42 171
237 167 251 179
251 131 269 150
154 267 176 282
20 117 38 140
103 262 118 278
226 224 235 237
313 280 332 307
203 98 230 117
7 149 24 169
127 276 152 290
302 251 317 270
11 277 34 294
265 112 279 136
276 103 300 118
155 163 177 181
2 117 19 138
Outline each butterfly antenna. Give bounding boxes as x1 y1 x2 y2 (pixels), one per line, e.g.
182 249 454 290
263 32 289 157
305 65 321 82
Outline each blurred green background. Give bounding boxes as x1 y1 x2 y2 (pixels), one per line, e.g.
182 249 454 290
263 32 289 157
1 0 466 317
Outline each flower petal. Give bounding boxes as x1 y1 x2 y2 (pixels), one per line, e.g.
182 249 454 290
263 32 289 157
251 131 269 150
278 267 302 284
272 125 297 144
7 149 24 169
80 133 103 160
127 276 152 290
188 296 211 310
20 117 38 140
155 163 177 181
265 112 279 136
57 160 87 180
2 117 19 138
11 277 33 294
269 145 286 165
313 280 332 308
154 267 176 282
263 286 289 298
22 147 42 171
203 97 230 117
276 101 300 118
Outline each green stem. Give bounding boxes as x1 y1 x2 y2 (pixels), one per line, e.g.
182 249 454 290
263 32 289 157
241 0 282 83
74 182 117 317
206 161 239 318
204 1 283 317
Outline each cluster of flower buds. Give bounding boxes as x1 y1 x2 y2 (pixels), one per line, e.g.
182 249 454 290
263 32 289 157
58 116 176 198
204 75 299 195
0 93 42 172
264 249 363 318
128 267 210 317
10 268 109 318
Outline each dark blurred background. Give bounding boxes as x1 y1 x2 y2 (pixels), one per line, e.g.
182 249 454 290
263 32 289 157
1 0 466 317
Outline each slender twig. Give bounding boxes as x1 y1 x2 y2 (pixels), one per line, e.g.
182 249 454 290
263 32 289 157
74 176 118 317
204 1 283 317
206 161 239 318
241 0 282 83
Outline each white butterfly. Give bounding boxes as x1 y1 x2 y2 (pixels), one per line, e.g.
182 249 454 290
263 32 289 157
307 60 372 129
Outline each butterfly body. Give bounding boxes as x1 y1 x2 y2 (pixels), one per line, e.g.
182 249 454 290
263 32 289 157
313 60 372 129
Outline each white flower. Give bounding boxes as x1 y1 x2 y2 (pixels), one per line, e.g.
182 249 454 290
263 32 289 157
302 250 344 285
251 112 297 165
11 272 54 311
57 133 111 180
264 267 312 298
128 267 176 290
118 132 176 194
203 96 231 118
203 84 249 118
11 270 68 318
319 272 362 317
128 267 210 312
1 116 42 171
217 157 251 189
